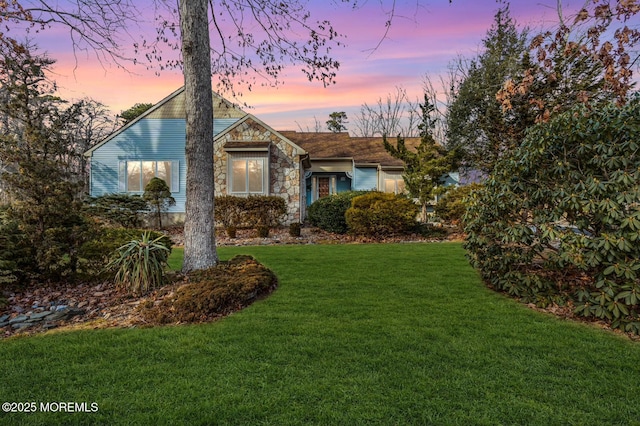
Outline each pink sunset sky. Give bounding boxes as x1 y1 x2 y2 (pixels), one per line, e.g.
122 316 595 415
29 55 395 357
29 0 583 131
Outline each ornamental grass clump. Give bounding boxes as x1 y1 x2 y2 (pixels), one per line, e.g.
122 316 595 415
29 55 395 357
107 232 171 296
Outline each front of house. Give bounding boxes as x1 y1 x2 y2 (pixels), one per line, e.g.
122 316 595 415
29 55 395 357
85 87 462 224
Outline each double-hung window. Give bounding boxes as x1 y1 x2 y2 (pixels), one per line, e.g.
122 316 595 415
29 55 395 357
119 160 179 193
231 158 265 194
381 171 406 194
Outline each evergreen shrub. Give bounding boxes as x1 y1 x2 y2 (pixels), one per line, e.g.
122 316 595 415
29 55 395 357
345 192 419 236
307 191 368 234
85 194 149 228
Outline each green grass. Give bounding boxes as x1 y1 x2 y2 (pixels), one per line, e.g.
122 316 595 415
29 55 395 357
1 243 640 425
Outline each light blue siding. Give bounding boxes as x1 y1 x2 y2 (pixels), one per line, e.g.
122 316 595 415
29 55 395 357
89 118 238 213
354 167 378 191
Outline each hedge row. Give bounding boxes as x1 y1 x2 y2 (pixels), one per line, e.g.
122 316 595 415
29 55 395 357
215 195 287 229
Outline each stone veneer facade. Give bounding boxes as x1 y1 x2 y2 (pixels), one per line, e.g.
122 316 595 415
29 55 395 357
214 117 305 225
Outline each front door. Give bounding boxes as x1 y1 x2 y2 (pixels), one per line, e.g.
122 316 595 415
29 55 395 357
318 177 330 199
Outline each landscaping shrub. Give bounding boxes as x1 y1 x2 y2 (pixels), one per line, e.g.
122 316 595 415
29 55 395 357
143 177 175 229
464 101 640 333
346 192 419 236
244 195 287 228
215 195 286 229
289 222 301 237
215 195 245 228
85 194 149 228
434 183 482 228
307 191 369 234
225 225 237 238
139 255 277 324
106 232 171 296
256 225 270 238
78 228 172 280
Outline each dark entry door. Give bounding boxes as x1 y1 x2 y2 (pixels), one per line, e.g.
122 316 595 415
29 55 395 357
318 177 330 198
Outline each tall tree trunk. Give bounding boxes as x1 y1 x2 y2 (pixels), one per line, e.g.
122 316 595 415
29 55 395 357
180 0 218 272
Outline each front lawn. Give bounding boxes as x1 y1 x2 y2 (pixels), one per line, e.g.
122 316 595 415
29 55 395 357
1 243 639 425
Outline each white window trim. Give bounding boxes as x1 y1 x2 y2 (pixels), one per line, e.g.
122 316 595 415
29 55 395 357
118 160 179 193
228 156 268 195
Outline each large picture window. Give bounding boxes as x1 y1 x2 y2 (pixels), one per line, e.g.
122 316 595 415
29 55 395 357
120 160 178 193
231 158 265 194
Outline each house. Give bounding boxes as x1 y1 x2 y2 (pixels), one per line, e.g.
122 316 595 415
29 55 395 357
279 131 422 205
85 87 462 225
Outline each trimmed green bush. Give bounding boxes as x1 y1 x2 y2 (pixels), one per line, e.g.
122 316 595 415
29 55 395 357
345 192 419 236
139 255 277 324
85 194 149 228
143 177 175 229
307 191 369 234
106 232 171 296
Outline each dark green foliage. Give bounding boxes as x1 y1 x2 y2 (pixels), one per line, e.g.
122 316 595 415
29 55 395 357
464 100 640 333
434 183 482 227
143 177 176 229
85 193 149 228
1 159 93 283
214 195 286 229
256 225 270 238
326 111 348 133
289 222 301 237
119 103 153 124
307 190 368 234
345 192 419 236
447 6 532 173
0 44 94 283
0 209 30 285
140 255 277 324
78 228 171 280
106 232 171 295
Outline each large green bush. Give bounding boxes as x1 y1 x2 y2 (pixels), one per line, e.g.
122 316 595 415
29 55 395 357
464 100 640 333
345 192 419 237
307 191 368 234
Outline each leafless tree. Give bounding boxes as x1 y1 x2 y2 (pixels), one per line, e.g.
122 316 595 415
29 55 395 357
296 116 324 133
352 86 421 137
